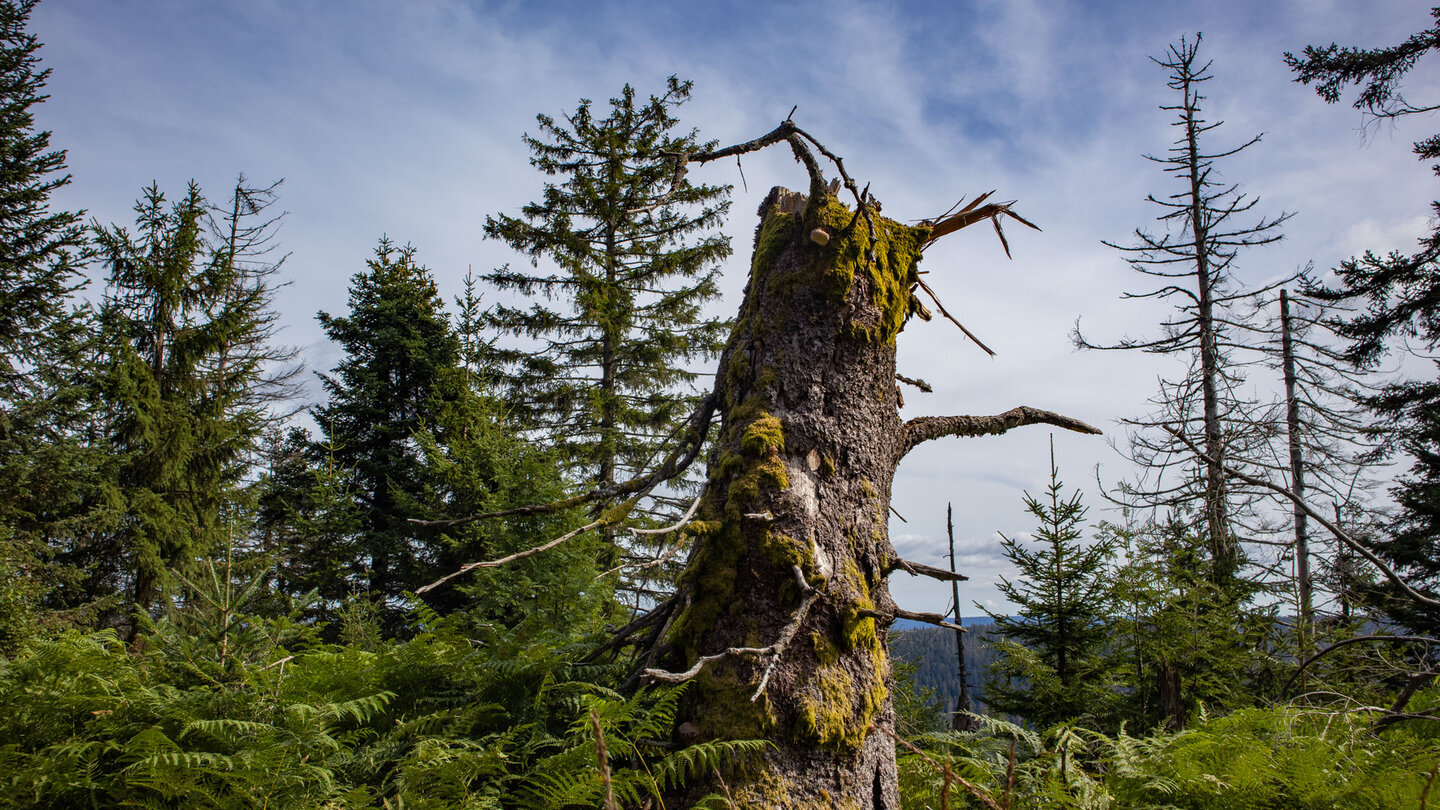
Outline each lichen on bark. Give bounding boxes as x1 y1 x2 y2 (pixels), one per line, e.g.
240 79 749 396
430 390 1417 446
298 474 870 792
658 186 920 807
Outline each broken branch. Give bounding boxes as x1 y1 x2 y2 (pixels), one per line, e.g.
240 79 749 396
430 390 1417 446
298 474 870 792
914 276 996 356
903 407 1101 456
888 558 969 582
895 373 933 393
862 606 965 632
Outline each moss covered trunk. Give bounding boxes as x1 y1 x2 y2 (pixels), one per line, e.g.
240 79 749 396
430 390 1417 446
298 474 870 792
658 186 927 808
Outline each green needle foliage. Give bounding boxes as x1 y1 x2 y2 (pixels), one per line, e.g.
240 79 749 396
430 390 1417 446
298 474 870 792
306 238 603 631
981 443 1121 730
1288 8 1440 635
0 0 98 652
313 239 467 617
89 179 295 627
482 77 731 535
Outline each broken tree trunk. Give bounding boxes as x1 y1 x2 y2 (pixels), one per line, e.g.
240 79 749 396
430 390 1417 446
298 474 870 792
643 139 1098 805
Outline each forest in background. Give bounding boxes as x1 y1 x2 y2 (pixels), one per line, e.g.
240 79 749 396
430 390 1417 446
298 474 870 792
2 0 1440 806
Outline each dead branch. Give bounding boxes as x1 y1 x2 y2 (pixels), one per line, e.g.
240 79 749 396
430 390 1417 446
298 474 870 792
417 505 631 594
630 492 704 536
920 193 1041 258
642 565 820 702
1165 425 1440 610
1373 706 1440 730
887 558 969 582
862 607 965 633
895 373 933 393
913 276 996 356
666 119 882 251
581 595 681 664
1280 634 1440 695
593 491 706 582
903 407 1102 456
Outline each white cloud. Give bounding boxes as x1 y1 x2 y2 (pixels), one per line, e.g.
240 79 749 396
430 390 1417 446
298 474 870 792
28 0 1436 615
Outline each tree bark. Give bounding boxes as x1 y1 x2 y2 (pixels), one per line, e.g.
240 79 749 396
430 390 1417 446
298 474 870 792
652 185 1095 806
1280 289 1313 657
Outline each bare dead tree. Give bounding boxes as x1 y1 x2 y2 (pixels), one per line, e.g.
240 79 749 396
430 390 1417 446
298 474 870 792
947 502 976 732
1074 35 1293 588
418 118 1097 806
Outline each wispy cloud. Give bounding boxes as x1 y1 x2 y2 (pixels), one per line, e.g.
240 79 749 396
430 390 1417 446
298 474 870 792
29 0 1437 613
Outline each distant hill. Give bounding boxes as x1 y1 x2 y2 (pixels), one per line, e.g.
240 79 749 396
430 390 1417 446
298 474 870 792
888 621 1003 715
890 616 998 632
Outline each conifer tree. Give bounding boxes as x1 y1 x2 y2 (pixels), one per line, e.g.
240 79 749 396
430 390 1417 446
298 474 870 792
90 179 296 626
311 240 601 630
982 441 1118 728
1287 8 1440 633
314 240 461 616
482 77 730 542
0 0 95 647
1108 513 1280 729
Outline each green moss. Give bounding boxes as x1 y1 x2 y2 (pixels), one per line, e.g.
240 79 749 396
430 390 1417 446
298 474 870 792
730 769 795 809
820 455 836 477
811 631 839 666
741 413 785 456
753 210 796 276
803 195 931 345
759 531 811 573
693 667 778 741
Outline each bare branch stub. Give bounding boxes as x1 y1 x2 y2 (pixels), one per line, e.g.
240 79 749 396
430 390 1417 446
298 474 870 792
902 406 1102 457
895 373 933 393
887 557 969 582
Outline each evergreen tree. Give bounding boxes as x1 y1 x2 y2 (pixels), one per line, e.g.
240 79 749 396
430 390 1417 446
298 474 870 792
0 0 96 650
310 239 605 631
252 426 360 621
981 441 1119 729
1107 513 1280 729
313 239 461 617
1287 8 1440 633
90 179 295 627
482 77 730 542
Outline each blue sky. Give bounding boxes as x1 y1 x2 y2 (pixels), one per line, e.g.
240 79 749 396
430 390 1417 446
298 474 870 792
28 1 1439 615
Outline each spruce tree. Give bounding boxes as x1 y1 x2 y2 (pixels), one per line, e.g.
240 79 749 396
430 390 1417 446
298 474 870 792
0 0 95 647
311 240 600 630
482 77 730 546
982 441 1119 729
1075 35 1291 589
1287 9 1440 633
90 180 296 626
314 239 460 617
